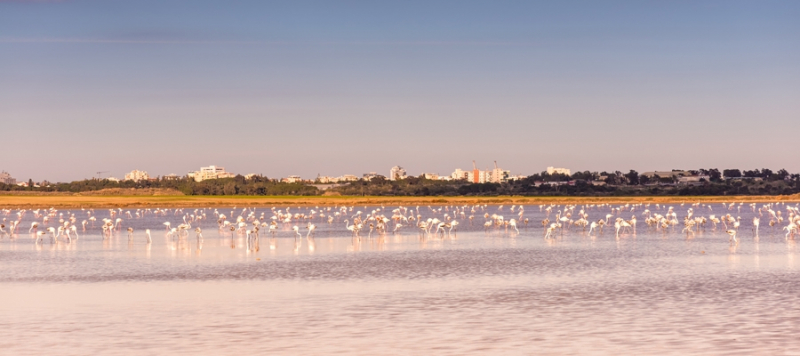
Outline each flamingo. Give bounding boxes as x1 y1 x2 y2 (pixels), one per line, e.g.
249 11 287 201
344 219 357 235
726 229 737 243
449 221 459 234
47 227 57 243
753 217 760 236
785 223 798 240
544 224 557 239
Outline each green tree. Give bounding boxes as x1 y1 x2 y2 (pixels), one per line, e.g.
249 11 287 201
625 170 640 185
223 182 237 195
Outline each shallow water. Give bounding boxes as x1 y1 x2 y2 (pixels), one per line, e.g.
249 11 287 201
1 203 799 355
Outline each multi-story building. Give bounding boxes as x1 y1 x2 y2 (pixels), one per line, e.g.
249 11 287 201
389 166 407 180
489 168 511 183
546 167 571 176
451 168 468 181
188 165 236 182
124 170 150 182
451 162 509 183
467 170 491 184
0 171 16 185
422 173 440 180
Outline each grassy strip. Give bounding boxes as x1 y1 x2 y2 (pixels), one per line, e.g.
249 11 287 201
1 194 799 209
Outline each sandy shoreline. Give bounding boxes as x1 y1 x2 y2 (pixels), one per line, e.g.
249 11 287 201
1 194 799 209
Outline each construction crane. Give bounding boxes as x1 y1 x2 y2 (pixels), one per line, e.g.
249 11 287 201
494 161 498 170
96 171 109 179
472 160 477 170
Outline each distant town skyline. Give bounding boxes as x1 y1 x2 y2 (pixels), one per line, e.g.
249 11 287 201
2 163 798 186
2 1 798 182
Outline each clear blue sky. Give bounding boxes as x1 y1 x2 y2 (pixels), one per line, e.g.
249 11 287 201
1 0 798 182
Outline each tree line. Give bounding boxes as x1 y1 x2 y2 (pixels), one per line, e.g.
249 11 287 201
1 168 798 196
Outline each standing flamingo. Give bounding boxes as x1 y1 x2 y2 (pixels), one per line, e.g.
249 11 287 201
753 217 760 236
726 229 738 243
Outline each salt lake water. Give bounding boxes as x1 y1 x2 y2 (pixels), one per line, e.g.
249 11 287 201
1 203 799 355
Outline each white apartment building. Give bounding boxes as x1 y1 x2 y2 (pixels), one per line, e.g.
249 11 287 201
124 170 150 182
451 168 507 183
389 166 407 180
489 168 510 183
422 173 440 180
547 167 571 176
0 171 16 185
188 165 236 182
451 169 468 180
467 170 492 184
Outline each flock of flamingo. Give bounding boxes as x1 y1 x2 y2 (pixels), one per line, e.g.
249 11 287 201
1 201 799 251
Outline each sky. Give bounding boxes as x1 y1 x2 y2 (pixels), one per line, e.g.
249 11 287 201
1 0 798 182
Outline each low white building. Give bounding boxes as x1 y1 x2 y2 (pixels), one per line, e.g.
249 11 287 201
124 170 149 182
282 175 303 183
678 175 711 185
363 172 384 181
188 165 236 182
337 174 359 182
642 171 690 179
546 167 571 176
316 175 337 183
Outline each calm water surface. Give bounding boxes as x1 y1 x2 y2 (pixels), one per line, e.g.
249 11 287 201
1 203 799 355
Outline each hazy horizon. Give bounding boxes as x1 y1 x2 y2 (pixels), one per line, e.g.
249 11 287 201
2 0 798 182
